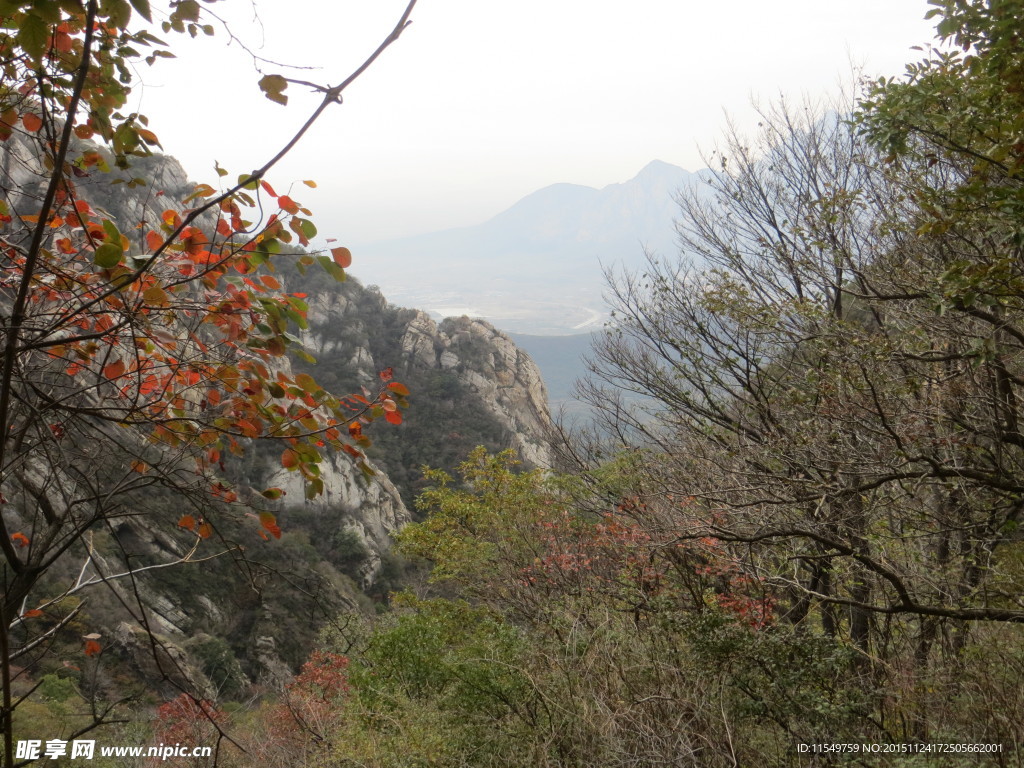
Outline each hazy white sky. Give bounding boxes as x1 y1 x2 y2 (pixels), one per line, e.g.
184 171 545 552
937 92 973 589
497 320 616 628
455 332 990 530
136 0 937 244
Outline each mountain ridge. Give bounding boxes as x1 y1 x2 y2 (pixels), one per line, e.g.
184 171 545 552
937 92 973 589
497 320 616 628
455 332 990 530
353 160 704 335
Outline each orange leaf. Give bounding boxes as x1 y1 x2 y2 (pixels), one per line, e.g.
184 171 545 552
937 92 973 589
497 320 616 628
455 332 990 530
385 410 403 425
54 30 73 53
387 382 410 396
102 359 126 380
21 113 42 132
83 639 102 657
281 448 300 469
11 532 29 548
235 419 260 438
146 230 163 251
259 511 282 539
331 247 352 268
278 195 299 214
22 609 43 618
178 514 196 531
162 209 181 228
260 180 278 197
197 522 213 539
130 460 148 473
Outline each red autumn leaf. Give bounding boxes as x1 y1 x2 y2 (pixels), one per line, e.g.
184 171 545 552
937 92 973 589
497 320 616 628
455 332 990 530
348 422 363 439
235 419 259 437
53 30 73 53
379 367 394 382
387 382 410 396
278 195 299 214
83 639 102 657
21 112 42 132
146 230 163 251
197 522 213 540
281 448 299 469
260 180 278 197
177 514 196 531
11 532 29 548
259 511 282 539
162 209 181 228
181 227 209 256
216 218 232 237
22 609 43 618
102 359 126 380
342 444 362 459
385 410 403 425
130 460 148 473
331 246 352 268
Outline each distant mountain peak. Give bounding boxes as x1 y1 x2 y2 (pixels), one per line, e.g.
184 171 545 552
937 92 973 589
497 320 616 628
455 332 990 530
356 161 708 334
637 158 687 176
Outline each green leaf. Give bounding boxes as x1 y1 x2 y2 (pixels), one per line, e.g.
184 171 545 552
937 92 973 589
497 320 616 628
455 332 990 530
129 0 152 21
94 243 123 269
316 255 346 283
172 0 200 22
102 219 122 245
305 477 324 499
105 0 132 29
31 1 62 24
258 74 289 106
17 13 47 62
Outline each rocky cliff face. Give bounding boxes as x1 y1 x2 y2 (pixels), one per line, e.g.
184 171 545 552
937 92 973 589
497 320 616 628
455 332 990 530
400 312 552 467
